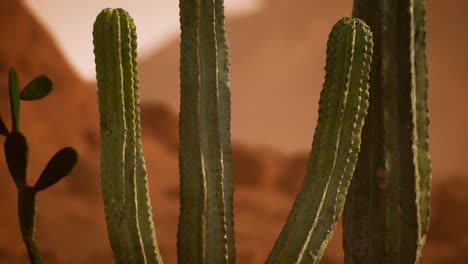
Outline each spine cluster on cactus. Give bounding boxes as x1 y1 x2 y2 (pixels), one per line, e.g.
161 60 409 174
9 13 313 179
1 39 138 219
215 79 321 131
343 0 431 262
93 8 163 263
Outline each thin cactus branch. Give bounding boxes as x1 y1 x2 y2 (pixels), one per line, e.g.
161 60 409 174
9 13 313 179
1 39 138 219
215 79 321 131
8 68 20 132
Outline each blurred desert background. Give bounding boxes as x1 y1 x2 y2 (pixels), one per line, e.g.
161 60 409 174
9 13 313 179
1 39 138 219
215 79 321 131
0 0 467 263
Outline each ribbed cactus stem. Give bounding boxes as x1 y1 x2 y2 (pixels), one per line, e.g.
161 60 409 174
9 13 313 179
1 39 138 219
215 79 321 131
93 8 163 263
343 0 431 262
266 18 373 264
178 0 235 263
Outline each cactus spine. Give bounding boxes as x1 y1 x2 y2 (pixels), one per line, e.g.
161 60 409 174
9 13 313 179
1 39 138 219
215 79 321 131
93 8 163 263
178 0 235 263
343 0 431 262
266 18 373 264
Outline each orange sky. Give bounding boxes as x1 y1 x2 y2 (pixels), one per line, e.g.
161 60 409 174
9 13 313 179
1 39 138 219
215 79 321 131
24 0 262 80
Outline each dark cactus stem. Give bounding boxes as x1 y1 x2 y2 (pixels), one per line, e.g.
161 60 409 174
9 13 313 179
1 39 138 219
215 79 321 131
343 0 431 263
18 186 41 264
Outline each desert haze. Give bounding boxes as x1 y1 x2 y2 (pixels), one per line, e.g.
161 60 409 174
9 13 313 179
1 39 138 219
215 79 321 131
0 0 467 263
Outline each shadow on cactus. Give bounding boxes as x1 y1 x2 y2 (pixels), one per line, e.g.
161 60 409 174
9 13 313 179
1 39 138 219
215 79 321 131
1 68 79 264
93 3 373 263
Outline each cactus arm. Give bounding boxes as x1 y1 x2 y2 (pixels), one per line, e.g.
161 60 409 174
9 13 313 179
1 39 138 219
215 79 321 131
8 68 20 132
214 0 235 262
343 0 431 262
93 8 163 263
413 0 431 247
265 18 373 264
178 0 234 263
129 14 164 263
343 1 387 261
119 10 150 263
178 0 205 261
94 9 140 262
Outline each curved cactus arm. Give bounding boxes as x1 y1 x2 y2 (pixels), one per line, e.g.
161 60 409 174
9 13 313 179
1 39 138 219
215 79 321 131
343 0 431 262
414 0 431 247
214 0 235 262
178 0 235 263
131 19 164 264
265 18 373 264
93 8 163 263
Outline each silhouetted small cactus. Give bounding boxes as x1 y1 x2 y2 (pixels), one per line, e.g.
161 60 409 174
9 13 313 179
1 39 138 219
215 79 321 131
2 68 79 264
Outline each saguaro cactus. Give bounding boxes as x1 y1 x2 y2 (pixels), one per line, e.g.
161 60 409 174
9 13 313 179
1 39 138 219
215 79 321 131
93 8 163 263
93 3 375 264
178 0 235 263
343 0 431 262
266 18 373 264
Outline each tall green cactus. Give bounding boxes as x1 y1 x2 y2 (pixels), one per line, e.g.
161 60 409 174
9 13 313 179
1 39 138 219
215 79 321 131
93 8 163 263
178 0 235 263
265 18 373 264
93 3 374 264
343 0 432 262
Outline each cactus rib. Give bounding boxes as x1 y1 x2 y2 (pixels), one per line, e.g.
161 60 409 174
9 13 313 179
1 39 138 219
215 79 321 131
266 18 373 264
343 0 432 262
93 8 163 263
178 0 235 263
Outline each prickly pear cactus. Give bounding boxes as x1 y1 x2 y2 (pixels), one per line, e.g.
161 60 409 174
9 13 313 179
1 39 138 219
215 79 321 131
266 17 373 264
343 0 432 263
93 8 163 263
178 0 235 263
2 68 78 264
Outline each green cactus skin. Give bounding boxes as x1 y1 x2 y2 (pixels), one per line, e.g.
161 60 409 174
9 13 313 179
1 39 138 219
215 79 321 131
178 0 235 263
93 8 163 263
343 0 431 263
265 18 373 264
9 68 20 132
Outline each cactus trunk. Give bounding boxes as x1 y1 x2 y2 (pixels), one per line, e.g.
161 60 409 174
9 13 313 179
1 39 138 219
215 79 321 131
93 8 163 263
178 0 235 263
343 0 431 262
266 18 373 264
